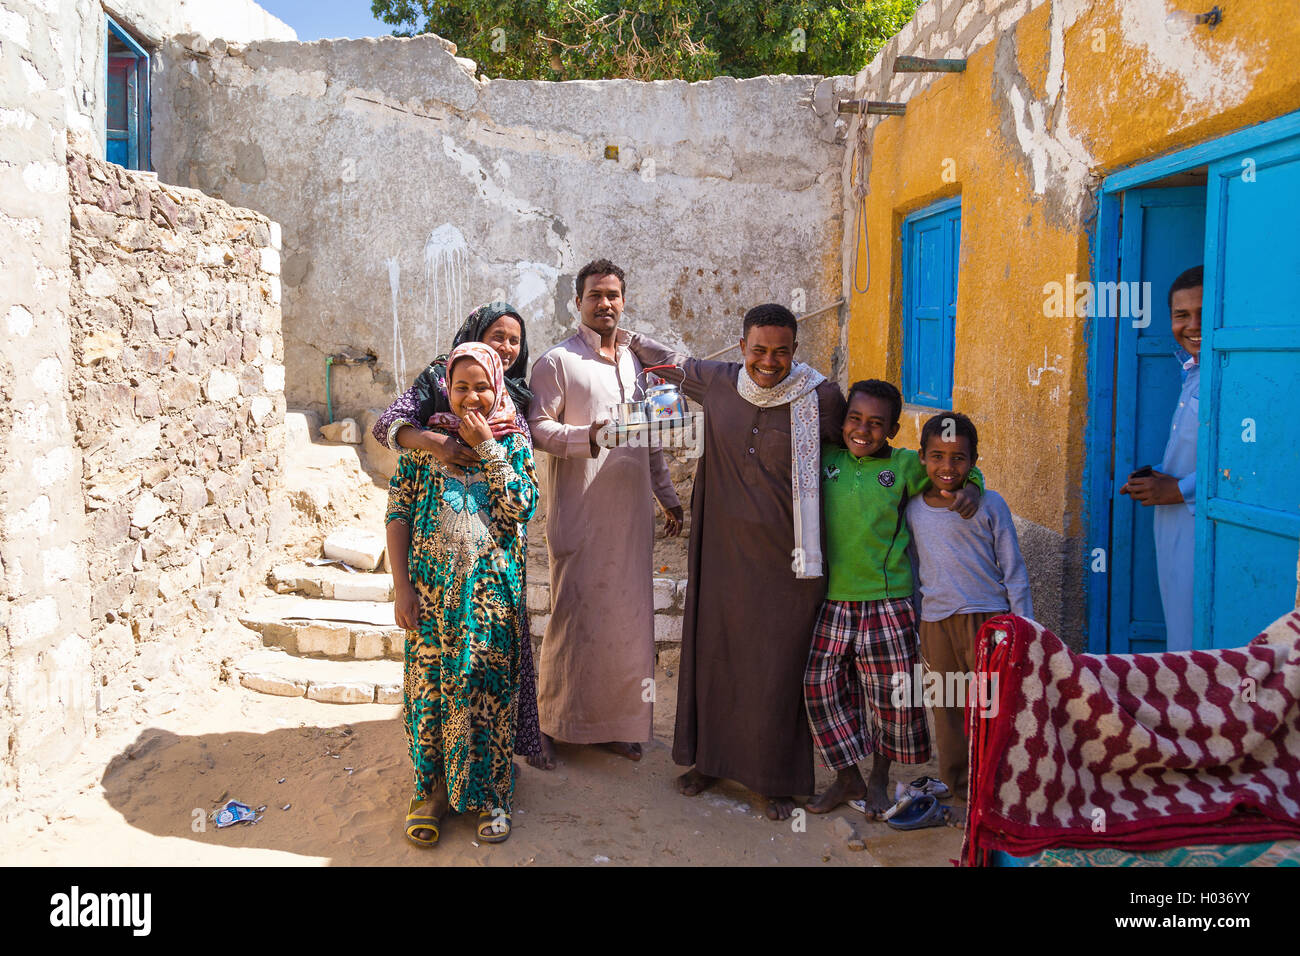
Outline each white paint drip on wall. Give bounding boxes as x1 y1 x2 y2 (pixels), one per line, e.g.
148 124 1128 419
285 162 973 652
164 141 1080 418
385 256 408 393
423 223 468 360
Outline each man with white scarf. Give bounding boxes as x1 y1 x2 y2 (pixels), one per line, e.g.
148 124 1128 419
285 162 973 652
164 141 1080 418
629 304 845 820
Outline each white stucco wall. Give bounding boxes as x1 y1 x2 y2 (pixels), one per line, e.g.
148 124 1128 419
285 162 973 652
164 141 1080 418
150 34 852 419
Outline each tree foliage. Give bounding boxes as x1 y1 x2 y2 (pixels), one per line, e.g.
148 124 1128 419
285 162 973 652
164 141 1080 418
370 0 924 81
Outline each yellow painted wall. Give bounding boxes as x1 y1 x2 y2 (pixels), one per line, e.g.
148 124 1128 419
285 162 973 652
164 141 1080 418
846 1 1300 550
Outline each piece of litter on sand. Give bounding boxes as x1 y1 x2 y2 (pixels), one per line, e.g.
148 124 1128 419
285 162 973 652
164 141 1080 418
278 778 285 784
305 558 360 573
593 855 611 864
471 841 480 847
256 805 267 813
282 803 291 811
212 800 261 828
847 838 867 852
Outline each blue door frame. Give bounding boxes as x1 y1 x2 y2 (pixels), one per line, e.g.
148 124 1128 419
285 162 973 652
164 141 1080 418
1108 187 1205 653
105 15 150 171
1085 109 1300 652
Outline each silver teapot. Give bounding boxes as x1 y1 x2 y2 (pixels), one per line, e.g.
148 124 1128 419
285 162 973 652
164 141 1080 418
641 365 689 422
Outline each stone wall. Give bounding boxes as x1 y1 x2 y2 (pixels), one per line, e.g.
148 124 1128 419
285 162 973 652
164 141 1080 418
67 146 288 709
0 0 295 816
149 34 852 422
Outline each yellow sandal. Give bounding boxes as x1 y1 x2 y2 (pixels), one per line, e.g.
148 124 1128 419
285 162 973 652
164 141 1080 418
405 797 441 847
477 809 511 844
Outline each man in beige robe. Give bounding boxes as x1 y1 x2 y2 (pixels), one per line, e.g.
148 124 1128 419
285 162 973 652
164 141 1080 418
528 259 683 767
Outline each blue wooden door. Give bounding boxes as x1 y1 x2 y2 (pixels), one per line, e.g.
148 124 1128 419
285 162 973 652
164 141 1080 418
903 198 960 408
1109 188 1206 652
1197 133 1300 646
106 55 135 168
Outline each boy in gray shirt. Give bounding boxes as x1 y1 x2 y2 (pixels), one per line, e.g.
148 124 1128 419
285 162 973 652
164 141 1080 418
906 412 1032 817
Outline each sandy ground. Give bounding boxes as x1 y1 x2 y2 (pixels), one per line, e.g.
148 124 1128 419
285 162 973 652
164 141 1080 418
1 658 963 867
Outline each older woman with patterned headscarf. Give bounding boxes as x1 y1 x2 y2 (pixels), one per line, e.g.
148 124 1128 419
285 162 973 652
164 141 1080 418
385 341 538 847
372 303 547 769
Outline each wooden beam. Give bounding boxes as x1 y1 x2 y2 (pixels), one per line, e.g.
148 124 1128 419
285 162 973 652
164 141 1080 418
836 100 906 116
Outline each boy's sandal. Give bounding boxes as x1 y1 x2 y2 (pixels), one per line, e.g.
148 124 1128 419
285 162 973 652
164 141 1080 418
849 795 907 821
881 792 918 822
477 809 511 844
405 797 442 847
906 775 952 799
885 794 949 830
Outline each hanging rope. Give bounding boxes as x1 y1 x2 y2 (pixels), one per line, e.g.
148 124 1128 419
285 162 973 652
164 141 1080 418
851 99 871 296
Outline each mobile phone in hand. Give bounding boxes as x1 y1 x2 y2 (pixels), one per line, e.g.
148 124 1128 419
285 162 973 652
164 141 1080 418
1129 464 1153 479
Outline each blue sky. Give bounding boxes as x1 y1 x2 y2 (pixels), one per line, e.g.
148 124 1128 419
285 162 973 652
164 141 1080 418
256 1 398 41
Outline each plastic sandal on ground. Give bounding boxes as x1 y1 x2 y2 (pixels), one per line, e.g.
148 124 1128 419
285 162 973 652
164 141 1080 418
477 809 511 844
885 793 950 830
907 775 952 798
405 797 441 847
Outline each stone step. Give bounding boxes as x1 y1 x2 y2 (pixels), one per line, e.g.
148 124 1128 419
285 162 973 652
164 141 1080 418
238 594 404 660
231 649 402 704
270 562 395 601
323 526 386 571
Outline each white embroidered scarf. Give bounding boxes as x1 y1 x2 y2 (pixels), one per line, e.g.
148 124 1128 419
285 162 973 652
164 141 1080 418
736 362 825 579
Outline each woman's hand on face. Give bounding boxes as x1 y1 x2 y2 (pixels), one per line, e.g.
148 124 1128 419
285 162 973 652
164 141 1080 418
394 581 420 632
425 430 478 467
459 409 494 448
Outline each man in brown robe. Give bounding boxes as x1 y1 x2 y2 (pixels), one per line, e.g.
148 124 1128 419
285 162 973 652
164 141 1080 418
528 260 683 767
629 305 845 819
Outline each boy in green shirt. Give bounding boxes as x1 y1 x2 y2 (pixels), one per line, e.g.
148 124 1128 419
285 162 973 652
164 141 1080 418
804 380 981 816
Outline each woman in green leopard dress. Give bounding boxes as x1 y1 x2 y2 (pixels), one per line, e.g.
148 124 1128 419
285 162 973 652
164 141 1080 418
385 340 537 847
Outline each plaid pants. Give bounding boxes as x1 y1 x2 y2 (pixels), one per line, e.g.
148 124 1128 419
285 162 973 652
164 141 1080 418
804 598 931 770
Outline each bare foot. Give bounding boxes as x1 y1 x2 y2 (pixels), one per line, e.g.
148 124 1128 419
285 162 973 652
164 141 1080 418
600 741 643 761
675 768 717 796
764 795 797 821
527 734 556 771
861 763 891 818
944 804 968 829
807 767 867 814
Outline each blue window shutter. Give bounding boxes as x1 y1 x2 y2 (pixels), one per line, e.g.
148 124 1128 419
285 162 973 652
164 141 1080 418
903 198 960 407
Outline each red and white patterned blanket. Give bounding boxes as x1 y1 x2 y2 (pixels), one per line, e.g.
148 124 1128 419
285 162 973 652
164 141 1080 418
962 612 1300 866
